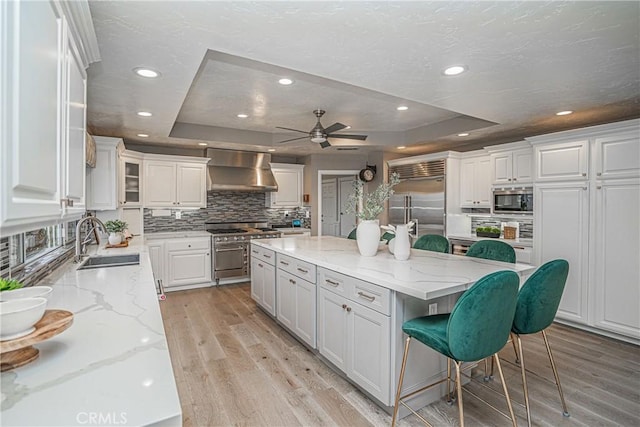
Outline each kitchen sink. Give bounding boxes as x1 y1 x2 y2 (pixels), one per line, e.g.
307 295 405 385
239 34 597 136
77 254 140 270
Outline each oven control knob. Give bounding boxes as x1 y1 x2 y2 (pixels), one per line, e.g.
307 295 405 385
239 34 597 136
223 237 228 242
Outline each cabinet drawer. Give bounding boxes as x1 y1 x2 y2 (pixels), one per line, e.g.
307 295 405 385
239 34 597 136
277 253 316 283
349 279 391 316
318 267 349 297
165 238 210 252
251 246 275 265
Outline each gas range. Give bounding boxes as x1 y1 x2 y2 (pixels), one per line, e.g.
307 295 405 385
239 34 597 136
205 221 281 242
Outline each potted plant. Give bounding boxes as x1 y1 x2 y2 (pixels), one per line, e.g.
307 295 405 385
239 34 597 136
0 278 23 292
104 220 128 245
346 172 401 256
476 226 501 238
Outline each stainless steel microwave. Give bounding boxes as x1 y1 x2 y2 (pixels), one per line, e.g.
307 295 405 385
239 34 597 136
493 188 533 214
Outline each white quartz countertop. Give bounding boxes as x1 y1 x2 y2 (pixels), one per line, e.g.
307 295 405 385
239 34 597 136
447 233 534 248
252 236 535 300
0 239 181 426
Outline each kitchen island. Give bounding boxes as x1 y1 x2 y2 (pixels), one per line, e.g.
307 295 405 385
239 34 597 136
0 240 181 426
251 235 535 414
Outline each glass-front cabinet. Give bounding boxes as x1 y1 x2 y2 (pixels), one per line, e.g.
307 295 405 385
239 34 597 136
119 153 143 207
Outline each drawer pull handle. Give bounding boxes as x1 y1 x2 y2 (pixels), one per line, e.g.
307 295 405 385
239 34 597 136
289 279 296 285
216 247 243 252
357 291 376 302
297 267 308 273
258 263 263 268
252 250 258 254
264 254 271 258
280 261 289 266
325 279 340 287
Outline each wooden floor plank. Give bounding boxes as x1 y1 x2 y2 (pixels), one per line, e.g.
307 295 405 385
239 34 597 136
161 283 640 427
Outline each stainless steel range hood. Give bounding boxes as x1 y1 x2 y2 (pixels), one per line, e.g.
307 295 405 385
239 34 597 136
206 148 278 192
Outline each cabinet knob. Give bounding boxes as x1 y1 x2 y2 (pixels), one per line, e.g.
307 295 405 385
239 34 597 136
597 172 602 176
597 186 602 190
342 304 347 310
582 173 587 177
346 306 352 313
123 201 127 204
188 245 191 248
513 178 517 181
582 187 588 190
508 178 512 181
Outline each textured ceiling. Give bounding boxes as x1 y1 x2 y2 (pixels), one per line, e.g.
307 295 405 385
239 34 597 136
87 1 640 156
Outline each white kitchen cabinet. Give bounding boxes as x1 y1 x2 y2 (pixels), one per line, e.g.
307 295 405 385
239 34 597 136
165 238 212 289
86 137 120 210
275 252 317 347
119 151 143 207
147 240 165 289
460 154 491 208
251 245 276 316
144 156 209 208
0 0 97 234
318 286 391 403
594 131 640 180
533 139 589 182
492 148 533 185
591 178 640 339
265 163 305 207
535 182 590 324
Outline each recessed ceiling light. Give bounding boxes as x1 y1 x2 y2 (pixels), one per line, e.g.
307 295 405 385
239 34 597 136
198 142 208 146
267 148 276 152
237 114 249 118
443 65 467 76
397 106 409 111
397 146 406 149
137 133 149 138
345 126 352 130
137 111 152 117
278 78 293 85
556 110 573 116
133 67 160 78
457 133 470 137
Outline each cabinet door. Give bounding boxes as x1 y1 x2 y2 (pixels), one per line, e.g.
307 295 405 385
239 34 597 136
294 278 316 348
62 29 86 216
534 140 588 182
592 179 640 338
144 161 176 207
166 249 211 287
250 258 264 304
535 182 590 324
347 301 391 404
270 169 302 207
475 156 492 207
86 143 117 210
512 150 533 183
176 163 206 207
459 159 477 207
492 153 512 185
317 288 348 372
120 157 142 206
595 132 640 180
1 1 64 231
262 262 276 317
276 270 296 330
147 242 165 285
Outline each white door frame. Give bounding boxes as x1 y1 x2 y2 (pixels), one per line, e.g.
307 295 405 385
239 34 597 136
317 170 359 237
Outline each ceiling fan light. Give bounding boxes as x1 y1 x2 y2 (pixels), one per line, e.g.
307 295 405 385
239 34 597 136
311 136 326 143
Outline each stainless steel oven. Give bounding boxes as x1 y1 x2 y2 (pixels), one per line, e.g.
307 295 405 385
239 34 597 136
206 221 281 284
493 188 533 214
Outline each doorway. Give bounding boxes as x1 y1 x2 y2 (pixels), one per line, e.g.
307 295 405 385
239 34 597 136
317 170 359 237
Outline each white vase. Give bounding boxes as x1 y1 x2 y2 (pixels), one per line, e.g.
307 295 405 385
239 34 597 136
388 237 395 254
108 232 122 245
356 219 381 257
393 225 411 261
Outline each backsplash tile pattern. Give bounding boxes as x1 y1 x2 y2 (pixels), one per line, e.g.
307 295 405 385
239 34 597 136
143 191 311 233
471 216 533 238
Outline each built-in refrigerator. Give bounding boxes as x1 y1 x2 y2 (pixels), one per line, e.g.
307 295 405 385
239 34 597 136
388 159 446 237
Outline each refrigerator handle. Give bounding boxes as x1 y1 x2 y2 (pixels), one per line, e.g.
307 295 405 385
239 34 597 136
405 196 411 224
409 218 418 237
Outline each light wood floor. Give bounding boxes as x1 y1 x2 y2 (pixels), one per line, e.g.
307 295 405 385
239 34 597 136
160 283 640 427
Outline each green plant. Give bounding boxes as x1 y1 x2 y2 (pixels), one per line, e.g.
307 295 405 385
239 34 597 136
0 277 23 292
105 219 128 233
346 172 401 221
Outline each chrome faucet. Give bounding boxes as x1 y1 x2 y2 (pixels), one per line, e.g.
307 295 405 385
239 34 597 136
75 216 107 262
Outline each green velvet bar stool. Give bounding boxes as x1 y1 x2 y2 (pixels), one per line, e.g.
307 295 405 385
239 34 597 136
413 234 450 253
381 231 395 243
391 270 520 427
511 259 570 427
347 228 357 240
466 240 516 263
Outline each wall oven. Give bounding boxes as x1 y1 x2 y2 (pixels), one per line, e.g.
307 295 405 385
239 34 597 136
493 188 533 214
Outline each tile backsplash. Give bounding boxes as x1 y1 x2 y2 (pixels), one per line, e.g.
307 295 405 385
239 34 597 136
143 191 311 233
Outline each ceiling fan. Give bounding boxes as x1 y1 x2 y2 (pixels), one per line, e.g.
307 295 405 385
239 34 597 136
276 109 368 149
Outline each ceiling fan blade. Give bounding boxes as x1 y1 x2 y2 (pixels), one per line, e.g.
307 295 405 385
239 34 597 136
323 122 347 134
278 136 308 143
276 126 309 134
320 140 331 149
327 133 368 141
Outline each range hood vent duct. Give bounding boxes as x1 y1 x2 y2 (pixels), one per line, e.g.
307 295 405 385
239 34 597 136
206 148 278 192
389 159 446 180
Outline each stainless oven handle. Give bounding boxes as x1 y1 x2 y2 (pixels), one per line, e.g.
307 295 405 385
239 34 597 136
215 247 244 252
